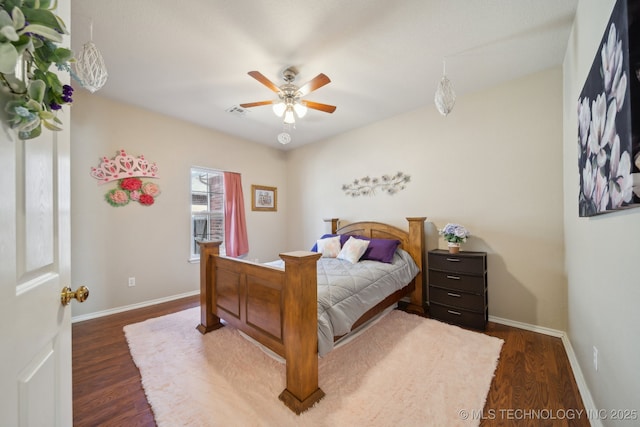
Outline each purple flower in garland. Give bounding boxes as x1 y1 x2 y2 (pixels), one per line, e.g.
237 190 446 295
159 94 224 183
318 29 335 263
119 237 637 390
61 84 74 103
48 85 72 111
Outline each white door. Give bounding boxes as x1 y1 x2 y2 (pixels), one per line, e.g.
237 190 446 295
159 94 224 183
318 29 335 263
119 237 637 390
0 3 77 426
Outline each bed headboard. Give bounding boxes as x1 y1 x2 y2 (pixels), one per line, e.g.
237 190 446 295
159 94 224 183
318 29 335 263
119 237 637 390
333 220 406 249
324 217 427 314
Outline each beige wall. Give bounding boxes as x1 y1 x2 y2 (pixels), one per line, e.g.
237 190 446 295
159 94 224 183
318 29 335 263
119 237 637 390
563 0 640 416
287 67 567 330
70 92 289 316
71 67 567 332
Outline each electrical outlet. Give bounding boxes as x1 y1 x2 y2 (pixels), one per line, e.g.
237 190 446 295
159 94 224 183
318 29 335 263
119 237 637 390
128 277 136 287
593 346 598 371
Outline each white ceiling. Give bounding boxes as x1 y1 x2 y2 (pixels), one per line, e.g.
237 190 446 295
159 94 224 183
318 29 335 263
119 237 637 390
69 0 578 150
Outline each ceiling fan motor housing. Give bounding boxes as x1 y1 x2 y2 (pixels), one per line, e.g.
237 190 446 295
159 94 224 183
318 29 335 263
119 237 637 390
282 67 298 82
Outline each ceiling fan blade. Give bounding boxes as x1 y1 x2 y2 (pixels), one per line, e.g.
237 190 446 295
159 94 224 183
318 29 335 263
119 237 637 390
239 100 275 108
247 71 281 93
298 73 331 96
302 100 337 113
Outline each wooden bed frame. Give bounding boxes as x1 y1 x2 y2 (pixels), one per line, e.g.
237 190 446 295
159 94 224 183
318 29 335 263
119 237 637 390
197 217 426 414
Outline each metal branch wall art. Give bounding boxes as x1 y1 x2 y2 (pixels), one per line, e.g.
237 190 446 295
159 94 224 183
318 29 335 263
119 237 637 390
342 172 410 197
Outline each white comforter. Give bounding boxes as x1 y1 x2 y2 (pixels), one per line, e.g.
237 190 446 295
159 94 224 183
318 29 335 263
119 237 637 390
267 249 419 356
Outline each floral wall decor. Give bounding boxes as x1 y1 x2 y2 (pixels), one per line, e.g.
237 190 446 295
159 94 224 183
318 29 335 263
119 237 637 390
342 172 410 197
1 1 76 140
577 0 639 216
90 149 161 207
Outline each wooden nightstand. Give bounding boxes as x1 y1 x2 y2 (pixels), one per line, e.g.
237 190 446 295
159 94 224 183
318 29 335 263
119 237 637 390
427 249 487 330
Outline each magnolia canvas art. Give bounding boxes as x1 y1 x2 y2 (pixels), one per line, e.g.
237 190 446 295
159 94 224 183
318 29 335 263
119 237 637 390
578 0 640 217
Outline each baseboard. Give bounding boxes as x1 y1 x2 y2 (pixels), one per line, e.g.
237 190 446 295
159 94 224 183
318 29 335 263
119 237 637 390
488 315 564 337
71 290 199 323
560 334 603 427
489 315 601 426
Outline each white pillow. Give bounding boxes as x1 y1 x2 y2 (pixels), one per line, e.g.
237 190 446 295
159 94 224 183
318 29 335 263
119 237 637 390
316 236 341 258
337 236 369 264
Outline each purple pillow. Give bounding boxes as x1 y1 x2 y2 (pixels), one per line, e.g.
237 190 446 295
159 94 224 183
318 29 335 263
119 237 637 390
355 237 401 263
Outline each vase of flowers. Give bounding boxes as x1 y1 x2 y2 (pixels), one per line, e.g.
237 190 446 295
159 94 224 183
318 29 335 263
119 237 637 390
439 223 470 253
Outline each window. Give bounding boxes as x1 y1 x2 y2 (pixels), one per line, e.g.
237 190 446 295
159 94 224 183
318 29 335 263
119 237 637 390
190 167 225 260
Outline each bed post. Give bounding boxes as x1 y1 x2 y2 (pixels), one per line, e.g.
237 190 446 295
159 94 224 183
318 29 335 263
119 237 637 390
278 250 325 414
324 218 339 234
196 241 223 334
405 217 427 315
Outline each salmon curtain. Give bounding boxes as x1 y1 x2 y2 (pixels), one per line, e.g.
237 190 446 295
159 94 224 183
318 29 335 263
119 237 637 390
223 172 249 257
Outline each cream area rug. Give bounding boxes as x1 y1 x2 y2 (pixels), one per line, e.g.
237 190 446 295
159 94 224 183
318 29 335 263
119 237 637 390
124 308 503 427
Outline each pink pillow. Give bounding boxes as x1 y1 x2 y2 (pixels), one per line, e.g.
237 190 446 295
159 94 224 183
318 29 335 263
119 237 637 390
337 236 369 263
316 236 341 258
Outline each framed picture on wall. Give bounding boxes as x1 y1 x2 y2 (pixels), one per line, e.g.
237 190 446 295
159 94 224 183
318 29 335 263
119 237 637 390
251 185 277 211
577 0 640 217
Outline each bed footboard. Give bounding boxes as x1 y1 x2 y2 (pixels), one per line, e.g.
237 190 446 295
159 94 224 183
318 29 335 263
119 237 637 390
197 241 324 414
196 216 425 414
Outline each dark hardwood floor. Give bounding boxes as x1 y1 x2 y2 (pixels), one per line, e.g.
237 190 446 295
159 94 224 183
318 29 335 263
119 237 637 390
72 296 199 427
72 296 588 426
482 322 588 427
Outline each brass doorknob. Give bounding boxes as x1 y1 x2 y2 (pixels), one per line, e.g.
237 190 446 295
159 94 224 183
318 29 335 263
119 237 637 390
60 286 89 306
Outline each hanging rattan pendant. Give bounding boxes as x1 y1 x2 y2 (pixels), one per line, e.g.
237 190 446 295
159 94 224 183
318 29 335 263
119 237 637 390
434 60 456 116
75 22 108 93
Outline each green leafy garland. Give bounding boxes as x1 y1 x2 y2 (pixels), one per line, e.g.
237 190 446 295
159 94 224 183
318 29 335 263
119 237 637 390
0 0 75 140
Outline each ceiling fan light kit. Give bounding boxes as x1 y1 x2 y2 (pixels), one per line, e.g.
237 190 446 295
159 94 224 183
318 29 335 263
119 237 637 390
272 102 286 117
434 60 456 116
293 103 307 118
240 67 336 127
284 108 296 124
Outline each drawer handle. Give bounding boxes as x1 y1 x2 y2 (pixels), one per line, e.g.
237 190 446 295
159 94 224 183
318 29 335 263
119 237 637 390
446 275 461 280
446 258 461 262
447 310 462 316
447 292 461 298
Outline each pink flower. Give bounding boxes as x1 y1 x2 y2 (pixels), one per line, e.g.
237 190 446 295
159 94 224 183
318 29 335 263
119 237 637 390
129 190 141 201
142 182 161 197
120 177 142 191
106 189 130 207
139 194 154 206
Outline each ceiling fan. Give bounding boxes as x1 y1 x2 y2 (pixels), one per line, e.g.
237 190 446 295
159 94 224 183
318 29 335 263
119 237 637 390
240 67 336 124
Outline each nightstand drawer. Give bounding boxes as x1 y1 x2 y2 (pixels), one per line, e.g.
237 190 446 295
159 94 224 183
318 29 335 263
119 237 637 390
430 303 486 330
429 286 485 312
428 252 485 275
429 270 486 293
